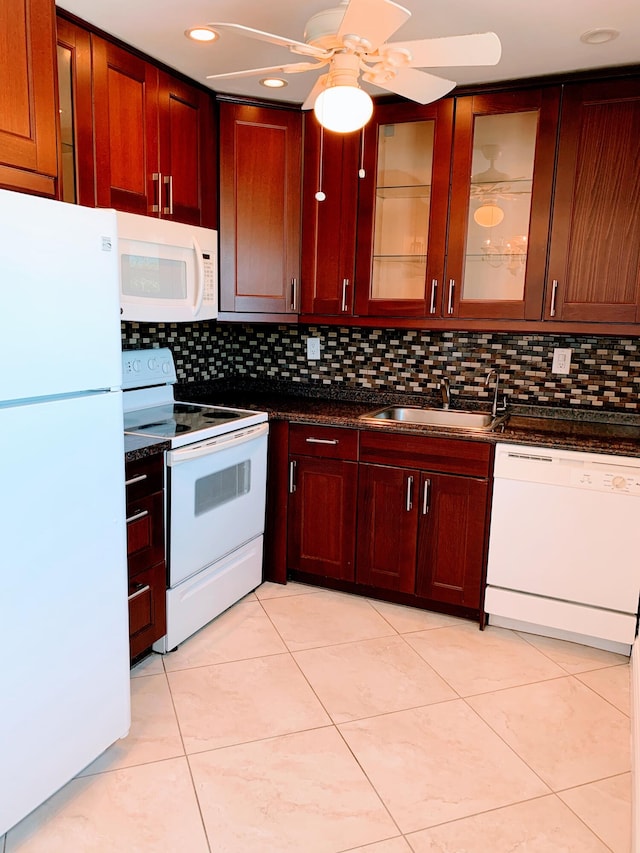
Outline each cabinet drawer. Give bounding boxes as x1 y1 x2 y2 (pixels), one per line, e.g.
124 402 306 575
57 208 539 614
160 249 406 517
127 490 164 575
128 562 166 659
359 430 491 478
289 424 358 460
125 455 164 502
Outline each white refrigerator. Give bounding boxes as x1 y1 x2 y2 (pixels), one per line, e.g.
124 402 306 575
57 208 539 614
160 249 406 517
0 189 130 835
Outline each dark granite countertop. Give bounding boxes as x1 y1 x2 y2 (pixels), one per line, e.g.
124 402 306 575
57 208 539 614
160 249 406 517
124 433 170 462
175 379 640 459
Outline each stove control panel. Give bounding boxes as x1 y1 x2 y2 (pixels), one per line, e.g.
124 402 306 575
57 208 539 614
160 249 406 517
122 347 176 390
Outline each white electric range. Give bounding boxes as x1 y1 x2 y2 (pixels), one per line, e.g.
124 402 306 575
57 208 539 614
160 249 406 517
123 348 269 652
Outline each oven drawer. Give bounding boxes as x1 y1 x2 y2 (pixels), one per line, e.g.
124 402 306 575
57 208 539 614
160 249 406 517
289 424 358 461
127 490 164 577
125 455 164 503
128 562 167 659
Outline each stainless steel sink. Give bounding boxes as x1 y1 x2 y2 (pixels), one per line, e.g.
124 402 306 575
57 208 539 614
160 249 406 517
360 406 497 430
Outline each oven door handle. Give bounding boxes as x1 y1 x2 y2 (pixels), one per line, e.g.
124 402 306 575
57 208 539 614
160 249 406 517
166 422 268 466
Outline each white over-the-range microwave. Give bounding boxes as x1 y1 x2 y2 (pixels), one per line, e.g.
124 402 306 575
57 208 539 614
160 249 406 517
117 211 218 323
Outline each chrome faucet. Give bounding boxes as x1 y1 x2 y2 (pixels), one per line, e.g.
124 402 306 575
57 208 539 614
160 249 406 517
440 377 450 410
485 369 501 417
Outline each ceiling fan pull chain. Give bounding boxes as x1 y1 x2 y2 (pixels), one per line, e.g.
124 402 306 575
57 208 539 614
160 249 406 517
359 127 366 178
315 124 326 201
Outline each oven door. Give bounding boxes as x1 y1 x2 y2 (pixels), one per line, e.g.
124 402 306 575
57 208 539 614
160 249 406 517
166 423 268 586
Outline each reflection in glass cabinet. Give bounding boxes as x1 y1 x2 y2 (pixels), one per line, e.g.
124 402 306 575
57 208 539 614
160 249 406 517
372 121 435 301
463 111 538 302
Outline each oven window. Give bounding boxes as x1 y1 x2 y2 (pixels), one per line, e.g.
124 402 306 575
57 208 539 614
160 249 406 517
194 461 251 516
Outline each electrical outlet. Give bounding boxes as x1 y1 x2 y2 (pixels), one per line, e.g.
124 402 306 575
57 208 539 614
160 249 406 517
307 337 321 361
552 347 572 374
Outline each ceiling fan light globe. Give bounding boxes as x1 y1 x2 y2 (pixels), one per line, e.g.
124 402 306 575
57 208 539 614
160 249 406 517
474 201 504 228
314 85 373 133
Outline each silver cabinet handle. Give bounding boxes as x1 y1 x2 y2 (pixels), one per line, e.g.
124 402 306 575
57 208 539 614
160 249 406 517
128 584 150 602
126 509 149 524
125 473 148 487
447 279 455 314
151 172 162 213
422 479 431 515
289 460 297 493
405 476 414 512
550 279 559 317
429 279 438 314
305 438 338 445
290 278 298 311
341 278 349 312
163 175 173 215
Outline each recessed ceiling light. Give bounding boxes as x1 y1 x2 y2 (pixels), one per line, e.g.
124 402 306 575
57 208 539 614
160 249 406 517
260 78 288 89
185 27 219 43
580 28 620 45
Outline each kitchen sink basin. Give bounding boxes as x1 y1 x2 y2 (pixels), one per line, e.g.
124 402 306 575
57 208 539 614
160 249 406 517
360 406 498 430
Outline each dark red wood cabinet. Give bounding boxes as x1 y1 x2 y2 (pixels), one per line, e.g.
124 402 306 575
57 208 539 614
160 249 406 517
287 424 358 582
301 112 360 316
545 78 640 324
92 36 215 227
0 0 58 197
357 431 492 611
218 101 302 317
125 454 166 661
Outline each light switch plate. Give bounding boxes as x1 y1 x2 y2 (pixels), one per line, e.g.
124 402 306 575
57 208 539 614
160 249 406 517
307 337 321 361
552 347 572 374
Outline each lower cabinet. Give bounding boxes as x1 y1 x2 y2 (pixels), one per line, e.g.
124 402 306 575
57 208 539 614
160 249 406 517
280 422 493 620
287 424 358 582
125 454 167 660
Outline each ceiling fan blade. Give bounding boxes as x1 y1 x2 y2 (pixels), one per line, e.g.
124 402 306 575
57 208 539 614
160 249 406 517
207 22 330 59
206 61 324 82
337 0 410 52
368 67 456 105
301 74 329 110
390 32 502 68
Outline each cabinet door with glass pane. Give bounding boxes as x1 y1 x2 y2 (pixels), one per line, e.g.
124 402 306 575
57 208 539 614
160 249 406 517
446 89 560 320
354 100 453 318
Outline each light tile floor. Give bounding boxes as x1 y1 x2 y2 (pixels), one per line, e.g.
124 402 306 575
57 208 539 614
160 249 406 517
2 582 633 852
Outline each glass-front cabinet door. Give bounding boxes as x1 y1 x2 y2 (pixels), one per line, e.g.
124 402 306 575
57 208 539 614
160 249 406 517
355 100 453 317
446 89 560 320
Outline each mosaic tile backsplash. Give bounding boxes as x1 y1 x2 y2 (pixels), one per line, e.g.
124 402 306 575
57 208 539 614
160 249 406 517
122 322 640 411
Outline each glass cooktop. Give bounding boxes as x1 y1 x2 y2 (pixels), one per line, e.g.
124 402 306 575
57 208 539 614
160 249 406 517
124 402 252 439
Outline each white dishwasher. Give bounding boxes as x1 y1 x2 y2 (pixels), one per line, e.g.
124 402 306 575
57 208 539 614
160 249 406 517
485 443 640 654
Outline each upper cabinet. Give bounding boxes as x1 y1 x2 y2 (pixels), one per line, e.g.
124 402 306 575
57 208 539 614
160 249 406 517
218 102 302 317
92 37 215 227
446 89 560 320
0 0 58 197
545 78 640 324
354 99 454 318
300 112 360 316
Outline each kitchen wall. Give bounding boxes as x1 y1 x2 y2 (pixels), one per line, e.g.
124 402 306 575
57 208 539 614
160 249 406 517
122 322 640 411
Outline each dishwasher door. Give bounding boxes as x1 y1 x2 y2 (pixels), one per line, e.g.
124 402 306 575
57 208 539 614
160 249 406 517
485 443 640 647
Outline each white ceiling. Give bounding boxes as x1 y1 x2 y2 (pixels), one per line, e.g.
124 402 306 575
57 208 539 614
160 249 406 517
56 0 640 105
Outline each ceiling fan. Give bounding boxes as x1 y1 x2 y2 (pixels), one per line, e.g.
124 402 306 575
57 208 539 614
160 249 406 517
198 0 502 132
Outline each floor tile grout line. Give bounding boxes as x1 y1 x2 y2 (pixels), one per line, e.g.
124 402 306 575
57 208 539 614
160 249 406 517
162 658 213 853
515 629 630 675
573 668 632 718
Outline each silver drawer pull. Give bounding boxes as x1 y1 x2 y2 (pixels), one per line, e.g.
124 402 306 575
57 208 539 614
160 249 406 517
422 479 431 515
126 509 149 524
305 438 339 445
125 473 148 487
429 279 438 314
289 460 297 493
128 584 150 602
447 279 455 314
550 279 559 317
341 278 349 312
406 476 414 512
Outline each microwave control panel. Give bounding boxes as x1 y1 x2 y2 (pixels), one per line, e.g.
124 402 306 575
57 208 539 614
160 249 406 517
202 253 216 305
